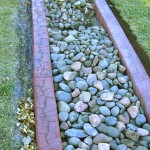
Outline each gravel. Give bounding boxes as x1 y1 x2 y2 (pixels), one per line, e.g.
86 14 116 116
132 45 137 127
45 0 150 149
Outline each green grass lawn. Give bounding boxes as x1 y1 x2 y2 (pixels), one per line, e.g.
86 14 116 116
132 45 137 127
110 0 150 58
0 0 19 149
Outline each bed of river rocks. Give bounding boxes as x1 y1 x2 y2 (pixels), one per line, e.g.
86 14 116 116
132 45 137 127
45 0 150 150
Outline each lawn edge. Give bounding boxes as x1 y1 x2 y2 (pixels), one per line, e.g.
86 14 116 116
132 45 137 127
94 0 150 123
32 0 63 149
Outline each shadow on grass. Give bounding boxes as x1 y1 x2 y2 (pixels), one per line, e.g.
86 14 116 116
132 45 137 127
107 0 150 76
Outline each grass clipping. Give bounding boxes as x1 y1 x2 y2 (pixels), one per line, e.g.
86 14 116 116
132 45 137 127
17 98 37 150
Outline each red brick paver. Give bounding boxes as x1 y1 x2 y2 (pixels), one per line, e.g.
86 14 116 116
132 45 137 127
32 0 63 149
94 0 150 122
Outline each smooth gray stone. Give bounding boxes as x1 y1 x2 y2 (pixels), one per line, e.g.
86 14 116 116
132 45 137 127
59 83 71 92
65 129 88 138
135 146 148 150
109 140 117 150
51 54 59 61
69 111 79 122
111 106 120 117
83 123 98 137
72 52 84 61
68 81 76 90
59 112 68 122
56 91 72 103
93 133 113 144
72 123 84 129
54 74 63 83
58 65 71 73
117 89 128 96
88 87 97 95
58 101 70 113
105 116 117 126
110 86 118 94
64 145 74 150
76 81 88 90
68 137 80 147
99 59 109 69
60 122 69 130
96 123 120 138
101 80 110 90
116 144 127 150
127 124 137 131
99 106 110 116
57 60 66 68
135 114 146 126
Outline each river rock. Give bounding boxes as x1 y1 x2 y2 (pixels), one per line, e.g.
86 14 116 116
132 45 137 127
137 128 149 136
105 102 115 108
107 73 116 79
119 97 131 107
105 116 117 126
58 112 68 122
111 106 120 116
99 106 110 116
89 114 101 127
74 101 88 112
99 59 109 69
71 61 82 71
119 65 126 72
125 130 139 142
135 114 146 126
63 71 77 81
54 74 63 83
119 114 129 124
72 88 81 97
59 83 71 92
98 143 110 150
93 133 112 144
78 142 90 149
79 91 91 103
64 145 74 150
76 81 88 90
68 137 80 147
116 144 127 150
51 54 59 61
127 106 138 118
118 76 127 84
72 52 84 61
84 136 93 146
58 101 70 112
88 87 97 95
65 128 88 138
56 91 72 103
83 123 98 136
87 74 97 86
93 80 103 90
60 122 69 130
121 139 135 148
64 35 75 43
116 121 125 131
69 111 79 122
110 86 118 94
135 146 148 150
58 65 71 74
100 92 114 101
68 81 76 90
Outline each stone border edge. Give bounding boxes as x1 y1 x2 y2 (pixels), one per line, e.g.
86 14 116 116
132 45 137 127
32 0 63 149
94 0 150 123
